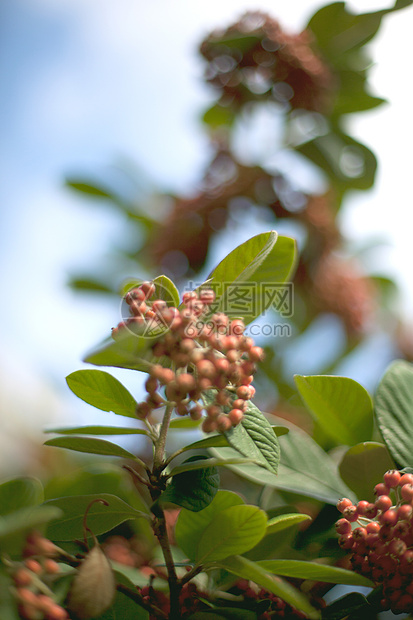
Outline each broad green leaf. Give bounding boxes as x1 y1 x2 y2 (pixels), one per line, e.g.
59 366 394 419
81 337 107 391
322 592 369 620
296 132 377 195
266 513 311 535
111 563 167 591
45 493 148 541
84 332 157 372
339 442 394 501
374 360 413 467
0 571 21 620
196 505 267 564
45 425 148 437
69 277 113 293
157 456 219 512
308 1 413 67
224 401 280 474
0 477 43 516
168 457 256 477
294 375 373 446
211 417 355 504
66 179 115 199
175 490 245 559
44 436 137 460
169 417 203 430
43 465 152 543
258 560 373 587
66 370 138 418
202 232 296 324
218 556 319 619
179 434 231 452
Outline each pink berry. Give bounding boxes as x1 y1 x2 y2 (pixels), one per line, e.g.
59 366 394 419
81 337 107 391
356 500 370 515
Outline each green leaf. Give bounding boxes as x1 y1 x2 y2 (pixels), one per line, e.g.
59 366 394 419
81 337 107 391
69 277 114 293
296 132 377 195
322 592 370 620
168 457 256 477
203 232 297 324
339 442 395 501
224 401 280 474
294 375 373 446
45 425 148 436
196 505 267 564
84 332 158 372
266 513 311 535
66 370 138 418
169 417 203 430
374 360 413 468
66 179 115 199
258 560 373 587
175 490 245 559
211 417 355 504
202 104 236 128
218 556 319 619
157 456 219 512
44 436 137 459
44 493 148 541
179 434 231 452
0 477 44 516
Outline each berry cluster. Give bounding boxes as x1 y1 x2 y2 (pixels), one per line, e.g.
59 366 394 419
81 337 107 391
233 579 325 619
12 531 68 620
112 282 264 433
336 470 413 614
140 582 205 619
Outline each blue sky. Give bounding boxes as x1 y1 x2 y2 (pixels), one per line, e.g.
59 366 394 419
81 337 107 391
0 0 412 465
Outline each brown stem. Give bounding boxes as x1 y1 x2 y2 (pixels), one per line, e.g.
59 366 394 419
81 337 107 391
153 402 174 472
179 565 203 588
117 583 168 619
152 510 180 619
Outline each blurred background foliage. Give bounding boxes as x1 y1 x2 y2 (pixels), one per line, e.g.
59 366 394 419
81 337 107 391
66 1 412 436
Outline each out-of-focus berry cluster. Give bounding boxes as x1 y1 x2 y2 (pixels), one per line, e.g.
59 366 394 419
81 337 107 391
11 531 68 620
336 470 413 614
112 282 264 433
233 579 325 619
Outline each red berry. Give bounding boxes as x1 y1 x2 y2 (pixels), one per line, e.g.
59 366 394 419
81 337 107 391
379 509 398 526
13 568 32 587
335 519 352 535
337 498 353 513
366 521 381 534
375 495 393 512
398 504 413 520
401 483 413 502
383 469 401 488
342 505 358 522
399 473 413 487
388 539 407 556
352 527 367 541
356 500 370 515
374 482 391 496
338 533 354 549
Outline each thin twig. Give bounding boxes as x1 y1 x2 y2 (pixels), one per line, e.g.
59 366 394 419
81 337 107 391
152 510 180 618
153 402 174 472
